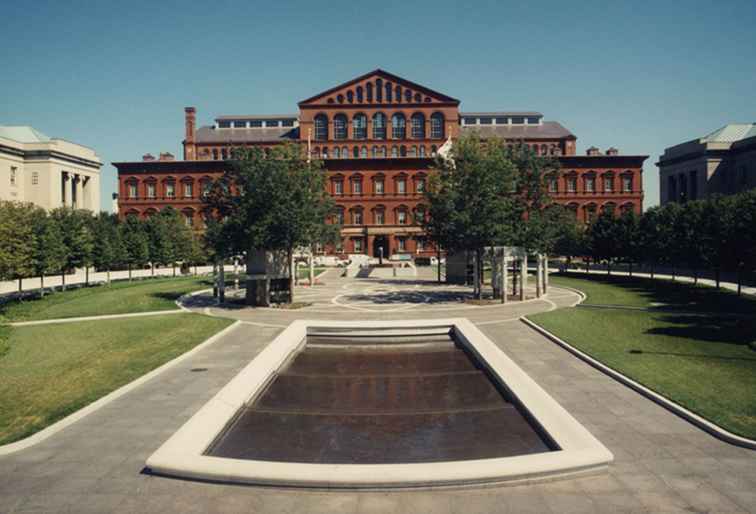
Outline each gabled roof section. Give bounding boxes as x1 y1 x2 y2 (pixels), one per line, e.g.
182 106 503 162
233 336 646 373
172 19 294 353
298 69 460 106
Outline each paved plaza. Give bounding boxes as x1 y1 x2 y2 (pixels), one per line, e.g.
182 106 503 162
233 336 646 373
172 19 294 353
1 269 754 513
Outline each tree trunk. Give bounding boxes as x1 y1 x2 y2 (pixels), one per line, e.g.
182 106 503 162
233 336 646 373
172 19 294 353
194 264 197 276
107 269 111 285
672 267 676 281
309 253 315 286
437 247 442 283
629 261 633 278
18 277 22 293
737 266 742 296
693 268 698 285
218 259 225 303
40 273 45 297
650 264 654 280
151 263 155 277
85 266 89 287
607 261 611 276
288 247 295 304
62 270 66 291
715 268 720 289
172 263 176 277
128 264 132 281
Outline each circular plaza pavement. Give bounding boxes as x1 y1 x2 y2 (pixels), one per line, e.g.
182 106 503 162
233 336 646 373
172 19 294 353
1 267 755 513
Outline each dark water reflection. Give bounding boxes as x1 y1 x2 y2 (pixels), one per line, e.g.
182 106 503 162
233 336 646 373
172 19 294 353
207 339 552 464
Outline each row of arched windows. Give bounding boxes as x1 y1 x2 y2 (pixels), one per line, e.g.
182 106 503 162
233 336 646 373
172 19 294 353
313 144 438 159
326 78 432 106
124 176 217 200
332 204 425 226
123 207 204 228
563 201 636 223
313 112 445 141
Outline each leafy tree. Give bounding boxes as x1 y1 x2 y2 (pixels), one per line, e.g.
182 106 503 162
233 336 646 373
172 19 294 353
120 215 149 280
92 213 125 284
146 212 171 276
160 207 193 276
615 209 641 276
587 211 621 274
422 134 519 298
205 143 336 303
0 202 37 290
33 214 67 295
50 208 94 289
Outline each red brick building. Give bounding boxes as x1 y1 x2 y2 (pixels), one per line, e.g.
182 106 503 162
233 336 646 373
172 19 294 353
114 69 646 257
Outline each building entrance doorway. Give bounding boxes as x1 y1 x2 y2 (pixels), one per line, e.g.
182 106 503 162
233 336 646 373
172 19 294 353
373 235 389 263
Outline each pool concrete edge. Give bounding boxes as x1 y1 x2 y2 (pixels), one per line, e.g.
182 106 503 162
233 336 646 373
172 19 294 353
146 318 614 488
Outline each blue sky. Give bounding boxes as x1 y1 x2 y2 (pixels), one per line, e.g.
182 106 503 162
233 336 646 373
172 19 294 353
2 0 754 211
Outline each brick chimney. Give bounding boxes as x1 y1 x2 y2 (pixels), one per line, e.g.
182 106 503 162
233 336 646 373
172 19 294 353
184 107 196 143
142 153 156 161
586 146 602 156
159 152 175 161
606 147 619 156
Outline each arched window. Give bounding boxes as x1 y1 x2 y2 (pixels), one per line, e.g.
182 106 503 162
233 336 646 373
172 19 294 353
360 146 368 158
353 146 359 158
395 85 402 102
353 113 367 139
337 94 344 103
374 206 385 225
430 145 437 156
385 82 393 102
314 114 328 140
409 146 417 158
380 146 387 158
366 83 373 102
333 146 340 159
346 90 354 103
341 146 348 157
371 146 378 158
376 79 383 102
372 112 386 139
322 147 329 159
392 113 406 139
400 145 407 157
430 113 444 139
540 144 547 155
419 146 426 157
351 207 363 225
404 89 412 102
333 207 345 225
334 114 347 140
356 86 363 103
411 113 425 139
212 149 219 160
220 148 227 160
313 146 320 159
391 146 399 158
414 92 422 102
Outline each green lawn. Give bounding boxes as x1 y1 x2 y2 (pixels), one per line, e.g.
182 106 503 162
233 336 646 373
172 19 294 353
0 313 232 445
0 276 214 322
550 272 756 314
530 274 756 438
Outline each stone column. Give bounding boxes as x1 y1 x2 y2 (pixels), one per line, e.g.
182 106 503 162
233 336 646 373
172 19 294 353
520 255 527 301
70 174 78 208
536 254 542 298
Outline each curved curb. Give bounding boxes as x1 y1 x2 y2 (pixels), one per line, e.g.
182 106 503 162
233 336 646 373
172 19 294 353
0 320 242 457
520 316 756 451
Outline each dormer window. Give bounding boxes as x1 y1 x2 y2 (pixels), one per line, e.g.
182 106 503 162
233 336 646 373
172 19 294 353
527 117 540 125
463 117 477 125
480 117 492 125
511 117 525 124
218 121 231 128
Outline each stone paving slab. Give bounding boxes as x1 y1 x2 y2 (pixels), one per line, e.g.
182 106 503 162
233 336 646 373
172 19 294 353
1 274 755 513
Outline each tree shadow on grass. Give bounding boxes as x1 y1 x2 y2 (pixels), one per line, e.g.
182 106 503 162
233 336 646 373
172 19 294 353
645 313 756 348
627 348 756 362
559 272 756 315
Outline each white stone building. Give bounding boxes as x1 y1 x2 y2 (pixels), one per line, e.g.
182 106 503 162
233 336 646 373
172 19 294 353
0 126 102 211
657 123 756 205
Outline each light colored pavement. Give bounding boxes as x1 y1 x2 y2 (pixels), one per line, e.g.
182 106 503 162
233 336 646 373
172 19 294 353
0 265 237 296
1 269 754 513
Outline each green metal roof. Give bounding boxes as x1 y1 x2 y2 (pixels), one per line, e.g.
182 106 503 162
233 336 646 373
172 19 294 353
702 123 756 143
0 125 51 143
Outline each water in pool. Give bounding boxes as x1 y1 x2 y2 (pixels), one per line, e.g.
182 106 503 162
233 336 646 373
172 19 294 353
206 335 553 464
